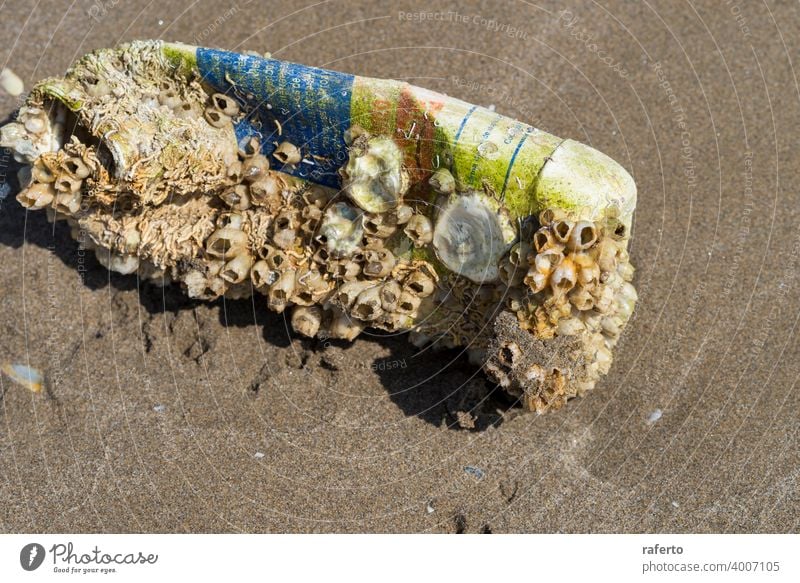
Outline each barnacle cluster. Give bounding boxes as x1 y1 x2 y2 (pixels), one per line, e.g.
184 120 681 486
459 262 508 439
1 41 638 414
485 211 637 413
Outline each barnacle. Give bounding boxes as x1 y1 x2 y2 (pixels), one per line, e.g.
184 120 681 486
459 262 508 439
317 202 364 258
341 133 408 213
431 191 516 284
242 154 270 183
429 167 456 194
17 182 55 209
273 141 301 165
291 305 323 338
2 41 638 414
404 214 433 246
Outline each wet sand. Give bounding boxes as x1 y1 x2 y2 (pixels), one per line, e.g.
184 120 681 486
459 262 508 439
0 0 797 532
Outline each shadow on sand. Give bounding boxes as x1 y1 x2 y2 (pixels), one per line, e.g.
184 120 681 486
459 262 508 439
1 151 516 430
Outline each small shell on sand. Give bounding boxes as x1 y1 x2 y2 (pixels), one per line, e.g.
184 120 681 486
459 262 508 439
0 68 24 97
1 363 43 392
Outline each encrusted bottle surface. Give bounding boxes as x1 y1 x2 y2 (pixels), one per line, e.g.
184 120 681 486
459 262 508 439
0 41 637 413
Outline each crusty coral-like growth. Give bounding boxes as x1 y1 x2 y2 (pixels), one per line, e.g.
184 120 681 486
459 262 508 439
484 312 587 413
1 41 638 414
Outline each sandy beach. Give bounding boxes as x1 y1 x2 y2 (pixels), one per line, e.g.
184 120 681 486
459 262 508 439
0 0 797 532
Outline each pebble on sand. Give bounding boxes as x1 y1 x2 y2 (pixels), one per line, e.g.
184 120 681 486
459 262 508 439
0 68 24 97
1 363 43 392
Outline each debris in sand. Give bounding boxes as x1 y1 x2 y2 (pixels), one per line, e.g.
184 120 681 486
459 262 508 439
455 410 476 430
0 68 24 97
464 466 485 480
1 363 43 392
647 409 663 423
254 451 265 459
153 404 166 413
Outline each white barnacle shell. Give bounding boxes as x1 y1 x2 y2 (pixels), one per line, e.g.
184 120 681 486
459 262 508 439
432 192 515 283
0 106 58 163
343 136 407 213
317 201 364 258
94 248 140 275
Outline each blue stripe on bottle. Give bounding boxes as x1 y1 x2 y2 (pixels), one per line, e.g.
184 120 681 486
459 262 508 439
453 105 477 144
196 48 355 188
500 131 530 197
467 112 504 184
